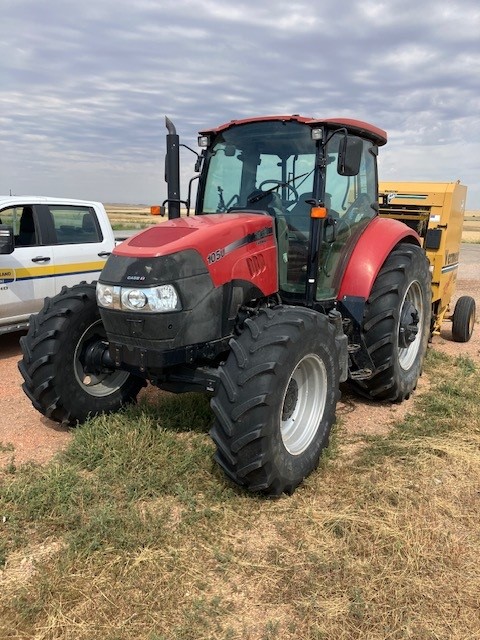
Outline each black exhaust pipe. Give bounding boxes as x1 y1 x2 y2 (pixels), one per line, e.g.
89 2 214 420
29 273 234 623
165 116 181 219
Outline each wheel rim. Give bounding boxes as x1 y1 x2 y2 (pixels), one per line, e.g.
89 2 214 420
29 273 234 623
398 280 424 371
468 309 475 338
280 353 327 455
73 320 130 397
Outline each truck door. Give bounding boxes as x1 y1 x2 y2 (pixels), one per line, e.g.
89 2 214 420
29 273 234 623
44 204 112 288
0 204 55 330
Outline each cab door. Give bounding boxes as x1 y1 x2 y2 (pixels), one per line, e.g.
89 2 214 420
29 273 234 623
316 135 378 301
0 204 55 331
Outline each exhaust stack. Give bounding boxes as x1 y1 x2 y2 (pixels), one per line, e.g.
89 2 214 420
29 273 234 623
165 116 181 219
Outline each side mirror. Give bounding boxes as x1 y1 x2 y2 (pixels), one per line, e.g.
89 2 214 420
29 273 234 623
0 225 14 254
338 135 363 176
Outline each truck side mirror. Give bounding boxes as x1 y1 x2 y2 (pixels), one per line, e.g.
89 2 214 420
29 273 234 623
0 225 14 254
338 135 363 176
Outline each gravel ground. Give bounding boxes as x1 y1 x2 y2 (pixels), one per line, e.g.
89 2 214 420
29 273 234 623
1 244 479 467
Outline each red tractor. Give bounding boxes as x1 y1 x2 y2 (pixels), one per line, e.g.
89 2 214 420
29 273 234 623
19 115 431 496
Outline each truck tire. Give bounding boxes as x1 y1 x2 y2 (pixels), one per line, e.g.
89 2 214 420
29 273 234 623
352 243 431 402
452 296 476 343
18 283 145 425
210 306 340 496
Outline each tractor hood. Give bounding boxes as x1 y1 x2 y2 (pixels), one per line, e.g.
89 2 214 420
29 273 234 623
106 213 278 292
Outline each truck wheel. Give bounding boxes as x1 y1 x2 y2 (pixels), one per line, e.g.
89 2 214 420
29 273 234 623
452 296 476 343
18 283 145 425
210 306 340 496
353 243 431 402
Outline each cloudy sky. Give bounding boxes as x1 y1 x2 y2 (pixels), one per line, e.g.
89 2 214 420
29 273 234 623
2 0 479 208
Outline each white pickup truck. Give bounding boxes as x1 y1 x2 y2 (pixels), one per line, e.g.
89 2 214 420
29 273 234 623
0 196 117 335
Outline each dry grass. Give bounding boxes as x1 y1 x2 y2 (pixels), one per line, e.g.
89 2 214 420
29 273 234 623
0 352 479 639
463 211 480 243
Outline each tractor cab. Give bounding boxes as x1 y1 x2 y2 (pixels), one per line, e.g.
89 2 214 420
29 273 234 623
195 116 386 304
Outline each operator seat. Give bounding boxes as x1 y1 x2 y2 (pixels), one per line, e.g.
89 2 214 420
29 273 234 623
17 207 36 246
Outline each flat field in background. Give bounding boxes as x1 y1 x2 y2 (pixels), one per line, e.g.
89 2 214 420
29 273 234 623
105 205 480 242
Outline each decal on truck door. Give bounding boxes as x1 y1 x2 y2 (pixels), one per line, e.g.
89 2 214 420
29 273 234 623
0 269 15 284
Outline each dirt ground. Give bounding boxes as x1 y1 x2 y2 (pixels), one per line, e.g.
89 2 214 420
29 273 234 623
1 245 479 467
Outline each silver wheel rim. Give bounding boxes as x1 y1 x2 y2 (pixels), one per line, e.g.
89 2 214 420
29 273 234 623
280 353 327 455
73 319 130 397
398 281 424 371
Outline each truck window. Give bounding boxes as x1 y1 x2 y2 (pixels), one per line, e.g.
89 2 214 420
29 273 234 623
1 206 39 246
48 206 103 244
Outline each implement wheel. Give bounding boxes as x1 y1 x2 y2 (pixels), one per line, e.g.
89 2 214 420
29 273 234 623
352 243 431 402
19 283 145 425
210 306 340 496
452 296 476 343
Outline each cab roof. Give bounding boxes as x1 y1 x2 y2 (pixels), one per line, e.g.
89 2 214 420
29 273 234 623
200 114 387 146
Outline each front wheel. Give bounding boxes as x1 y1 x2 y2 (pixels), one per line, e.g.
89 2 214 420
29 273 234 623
351 243 432 402
19 283 145 425
210 306 340 496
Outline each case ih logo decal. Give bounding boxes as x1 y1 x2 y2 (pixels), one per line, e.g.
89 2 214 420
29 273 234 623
207 226 273 265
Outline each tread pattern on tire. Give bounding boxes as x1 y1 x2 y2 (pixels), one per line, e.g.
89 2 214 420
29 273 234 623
352 243 431 402
18 282 144 425
210 306 340 496
452 296 476 343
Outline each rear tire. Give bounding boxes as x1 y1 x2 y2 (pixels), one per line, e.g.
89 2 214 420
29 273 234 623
452 296 476 343
210 306 340 496
18 283 145 425
352 243 431 402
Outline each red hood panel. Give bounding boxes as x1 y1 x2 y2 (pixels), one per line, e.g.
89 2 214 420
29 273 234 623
113 213 279 294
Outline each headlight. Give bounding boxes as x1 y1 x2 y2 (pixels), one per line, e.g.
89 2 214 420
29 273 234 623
122 289 148 310
96 282 181 313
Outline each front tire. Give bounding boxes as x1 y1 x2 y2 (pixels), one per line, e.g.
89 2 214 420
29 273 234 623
19 283 145 425
352 243 431 402
210 306 340 496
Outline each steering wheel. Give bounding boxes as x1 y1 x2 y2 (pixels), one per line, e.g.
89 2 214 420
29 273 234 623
257 180 299 206
343 193 372 222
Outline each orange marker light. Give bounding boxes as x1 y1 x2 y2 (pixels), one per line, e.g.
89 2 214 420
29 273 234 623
310 206 327 219
150 205 165 216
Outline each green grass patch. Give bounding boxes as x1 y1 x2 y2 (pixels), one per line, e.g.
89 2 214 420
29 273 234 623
1 354 479 639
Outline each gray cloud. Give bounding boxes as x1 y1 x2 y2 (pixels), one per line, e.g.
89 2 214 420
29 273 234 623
1 0 479 206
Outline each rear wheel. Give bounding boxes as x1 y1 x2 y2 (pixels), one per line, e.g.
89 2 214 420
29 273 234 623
452 296 476 343
352 243 431 402
210 306 340 496
19 283 145 425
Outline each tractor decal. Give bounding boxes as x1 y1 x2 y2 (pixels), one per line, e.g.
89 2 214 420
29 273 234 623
220 226 274 260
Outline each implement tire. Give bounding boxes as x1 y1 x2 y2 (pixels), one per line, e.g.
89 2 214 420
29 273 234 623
18 282 145 425
210 306 340 497
452 296 475 343
352 243 431 402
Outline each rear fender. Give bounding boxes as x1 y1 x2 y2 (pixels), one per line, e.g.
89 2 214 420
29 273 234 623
338 217 421 300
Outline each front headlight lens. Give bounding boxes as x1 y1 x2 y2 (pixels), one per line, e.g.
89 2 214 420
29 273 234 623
149 284 179 311
97 282 181 313
96 283 117 308
122 289 148 309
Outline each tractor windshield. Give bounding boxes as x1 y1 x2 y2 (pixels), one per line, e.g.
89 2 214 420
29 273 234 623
199 120 316 217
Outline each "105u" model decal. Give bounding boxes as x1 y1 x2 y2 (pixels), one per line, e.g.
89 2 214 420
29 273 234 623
206 226 273 266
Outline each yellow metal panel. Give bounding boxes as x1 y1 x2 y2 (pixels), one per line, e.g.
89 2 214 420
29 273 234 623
378 181 468 334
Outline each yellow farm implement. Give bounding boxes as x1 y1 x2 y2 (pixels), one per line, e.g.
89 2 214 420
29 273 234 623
379 181 475 341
